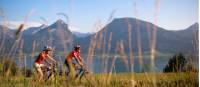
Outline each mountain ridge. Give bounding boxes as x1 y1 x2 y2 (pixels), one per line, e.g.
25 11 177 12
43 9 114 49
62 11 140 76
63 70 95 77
0 18 198 56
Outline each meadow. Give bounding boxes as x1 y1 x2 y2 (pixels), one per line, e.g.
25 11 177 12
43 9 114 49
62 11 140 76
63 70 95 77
0 72 198 87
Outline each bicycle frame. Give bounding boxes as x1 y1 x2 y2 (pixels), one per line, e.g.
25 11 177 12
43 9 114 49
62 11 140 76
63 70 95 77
41 64 57 81
74 64 90 79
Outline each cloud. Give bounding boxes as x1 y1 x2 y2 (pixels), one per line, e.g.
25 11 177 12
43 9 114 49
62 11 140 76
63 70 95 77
0 21 42 30
68 25 79 32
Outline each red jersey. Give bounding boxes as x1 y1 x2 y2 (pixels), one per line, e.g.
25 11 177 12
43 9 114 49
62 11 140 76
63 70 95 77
35 51 48 64
66 50 81 62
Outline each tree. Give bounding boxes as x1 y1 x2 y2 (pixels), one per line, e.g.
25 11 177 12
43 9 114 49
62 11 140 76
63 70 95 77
163 53 187 72
183 56 198 73
2 58 19 76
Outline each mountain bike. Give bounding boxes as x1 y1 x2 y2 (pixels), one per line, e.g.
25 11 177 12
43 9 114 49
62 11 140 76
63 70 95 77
41 63 57 81
74 63 90 79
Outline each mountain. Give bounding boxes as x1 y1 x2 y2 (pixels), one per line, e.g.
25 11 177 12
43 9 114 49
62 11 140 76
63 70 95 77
22 24 47 35
0 18 198 73
0 25 16 53
22 19 74 53
173 23 198 38
0 18 198 56
76 18 198 55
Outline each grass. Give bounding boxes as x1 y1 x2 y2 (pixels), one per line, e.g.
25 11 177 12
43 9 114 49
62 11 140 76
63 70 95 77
0 1 198 87
0 72 198 87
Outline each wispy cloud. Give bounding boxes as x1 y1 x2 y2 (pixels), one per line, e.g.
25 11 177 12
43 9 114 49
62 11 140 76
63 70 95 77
68 25 79 32
0 21 42 30
1 21 85 32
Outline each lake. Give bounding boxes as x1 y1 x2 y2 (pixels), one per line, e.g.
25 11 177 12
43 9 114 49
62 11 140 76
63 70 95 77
13 54 173 73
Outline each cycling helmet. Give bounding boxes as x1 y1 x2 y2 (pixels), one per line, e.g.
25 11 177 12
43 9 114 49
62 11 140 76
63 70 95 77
74 45 80 51
44 46 53 51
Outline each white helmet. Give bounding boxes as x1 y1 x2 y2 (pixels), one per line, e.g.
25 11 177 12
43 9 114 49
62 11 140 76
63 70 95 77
44 46 53 51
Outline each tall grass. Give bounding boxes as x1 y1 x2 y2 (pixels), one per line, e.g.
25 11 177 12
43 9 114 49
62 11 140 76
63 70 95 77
0 10 8 54
0 0 198 87
0 71 198 87
104 32 112 73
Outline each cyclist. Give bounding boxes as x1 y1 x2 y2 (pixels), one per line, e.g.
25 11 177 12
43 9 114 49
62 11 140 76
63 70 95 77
34 46 57 81
65 45 84 78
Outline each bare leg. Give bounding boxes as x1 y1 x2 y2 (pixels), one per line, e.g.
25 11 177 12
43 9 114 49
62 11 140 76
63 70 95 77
37 68 44 82
35 63 45 82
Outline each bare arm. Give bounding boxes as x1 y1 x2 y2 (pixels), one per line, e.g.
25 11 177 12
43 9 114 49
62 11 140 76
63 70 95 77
44 59 51 65
47 54 57 63
77 56 84 66
78 56 84 64
73 55 82 66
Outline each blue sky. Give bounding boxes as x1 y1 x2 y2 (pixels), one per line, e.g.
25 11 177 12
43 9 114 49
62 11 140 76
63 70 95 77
0 0 198 33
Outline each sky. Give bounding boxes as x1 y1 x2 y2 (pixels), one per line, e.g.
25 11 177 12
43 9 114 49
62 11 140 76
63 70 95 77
0 0 198 33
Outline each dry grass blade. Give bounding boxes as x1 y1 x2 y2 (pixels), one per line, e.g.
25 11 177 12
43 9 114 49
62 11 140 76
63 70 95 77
87 22 100 72
193 30 199 58
56 25 69 56
117 40 129 70
132 0 144 72
150 0 160 86
101 10 116 73
97 30 103 49
108 55 117 80
40 17 48 25
125 18 136 86
150 0 160 72
0 9 9 54
146 22 152 49
101 30 107 72
15 9 35 37
31 40 36 59
57 12 69 24
18 39 24 70
104 32 112 73
106 10 116 24
15 24 24 36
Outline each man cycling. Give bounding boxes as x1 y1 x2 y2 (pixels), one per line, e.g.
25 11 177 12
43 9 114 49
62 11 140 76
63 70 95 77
65 45 84 78
34 46 57 81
